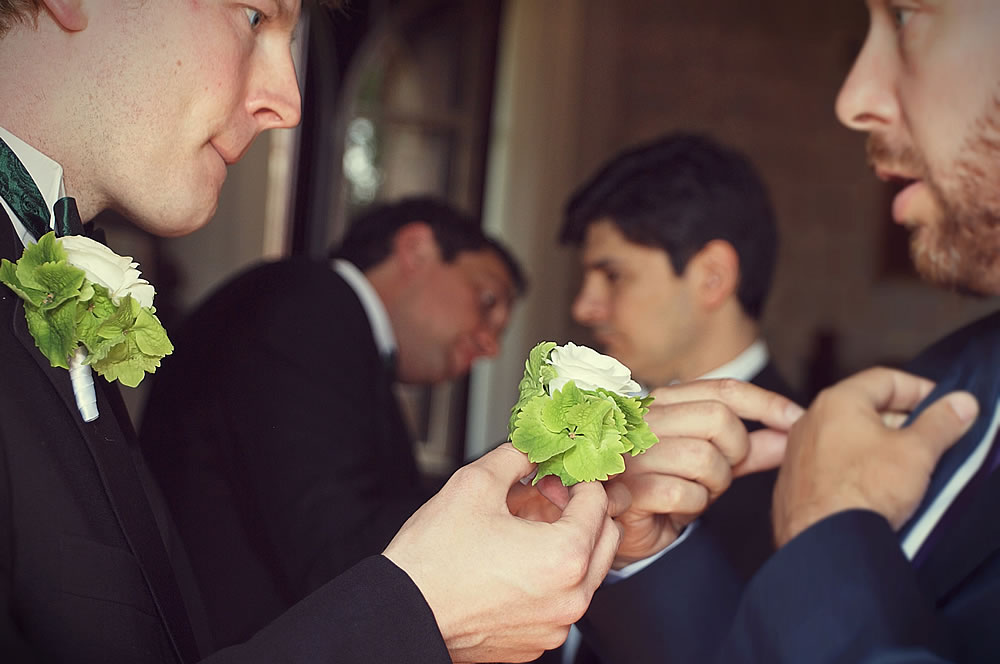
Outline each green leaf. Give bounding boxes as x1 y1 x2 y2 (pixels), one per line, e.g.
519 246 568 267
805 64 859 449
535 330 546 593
76 287 123 362
566 393 613 440
31 261 86 310
83 292 172 388
131 308 174 357
511 395 574 463
90 335 164 388
0 258 42 306
600 389 648 428
509 341 558 435
24 300 78 369
543 379 585 430
14 232 67 291
533 452 575 486
625 424 660 456
562 424 626 482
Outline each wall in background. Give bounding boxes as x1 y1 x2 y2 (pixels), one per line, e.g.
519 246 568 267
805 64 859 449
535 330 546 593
468 0 998 456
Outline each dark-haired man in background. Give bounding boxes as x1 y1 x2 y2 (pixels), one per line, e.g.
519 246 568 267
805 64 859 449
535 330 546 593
141 196 526 649
561 133 797 582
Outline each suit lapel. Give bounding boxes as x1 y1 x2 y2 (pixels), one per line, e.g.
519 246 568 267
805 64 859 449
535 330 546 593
903 311 1000 603
917 469 1000 603
2 214 200 663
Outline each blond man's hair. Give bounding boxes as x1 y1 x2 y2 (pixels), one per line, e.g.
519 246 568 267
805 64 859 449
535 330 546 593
0 0 39 37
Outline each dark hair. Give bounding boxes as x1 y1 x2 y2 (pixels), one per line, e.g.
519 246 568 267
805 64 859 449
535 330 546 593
334 196 527 295
560 133 777 320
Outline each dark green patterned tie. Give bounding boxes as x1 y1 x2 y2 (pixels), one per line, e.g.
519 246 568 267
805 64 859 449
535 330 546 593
0 136 83 238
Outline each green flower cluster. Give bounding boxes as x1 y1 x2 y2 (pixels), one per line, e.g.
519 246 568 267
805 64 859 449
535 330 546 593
0 233 173 387
508 341 659 486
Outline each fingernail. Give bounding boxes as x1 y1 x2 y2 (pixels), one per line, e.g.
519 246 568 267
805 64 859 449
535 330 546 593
949 392 979 423
785 402 805 422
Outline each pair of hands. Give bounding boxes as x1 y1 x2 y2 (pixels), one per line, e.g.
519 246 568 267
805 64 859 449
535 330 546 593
384 378 802 663
604 367 979 557
384 368 979 664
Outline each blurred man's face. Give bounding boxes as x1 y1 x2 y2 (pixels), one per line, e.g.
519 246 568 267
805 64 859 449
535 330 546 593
396 248 516 384
836 0 1000 294
572 220 700 387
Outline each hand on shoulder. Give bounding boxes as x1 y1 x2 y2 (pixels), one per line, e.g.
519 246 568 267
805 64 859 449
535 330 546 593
772 367 978 546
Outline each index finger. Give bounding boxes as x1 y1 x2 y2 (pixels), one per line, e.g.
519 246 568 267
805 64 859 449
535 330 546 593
733 428 787 477
648 378 804 432
834 367 937 413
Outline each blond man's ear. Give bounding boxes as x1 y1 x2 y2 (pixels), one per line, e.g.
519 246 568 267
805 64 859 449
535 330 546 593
42 0 88 32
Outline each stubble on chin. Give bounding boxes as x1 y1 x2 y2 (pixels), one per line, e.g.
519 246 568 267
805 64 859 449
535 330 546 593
920 91 1000 295
867 92 1000 296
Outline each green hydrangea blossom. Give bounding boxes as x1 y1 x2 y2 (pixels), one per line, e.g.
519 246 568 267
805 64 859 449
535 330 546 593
0 232 172 386
509 340 659 485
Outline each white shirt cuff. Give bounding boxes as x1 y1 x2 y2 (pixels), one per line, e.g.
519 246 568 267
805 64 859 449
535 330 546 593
604 519 701 584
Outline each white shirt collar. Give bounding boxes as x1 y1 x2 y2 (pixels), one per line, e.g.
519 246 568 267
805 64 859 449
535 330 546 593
698 338 770 382
332 258 397 360
0 126 66 246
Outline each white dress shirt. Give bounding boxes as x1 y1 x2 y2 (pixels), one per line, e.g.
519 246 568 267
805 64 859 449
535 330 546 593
332 258 397 362
901 397 1000 559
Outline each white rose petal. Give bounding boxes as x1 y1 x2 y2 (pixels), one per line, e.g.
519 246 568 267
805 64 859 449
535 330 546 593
547 342 640 396
60 235 156 309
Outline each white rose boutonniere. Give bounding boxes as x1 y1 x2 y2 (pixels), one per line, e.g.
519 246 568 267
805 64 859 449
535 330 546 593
60 235 156 309
508 341 658 486
547 342 641 396
0 231 173 388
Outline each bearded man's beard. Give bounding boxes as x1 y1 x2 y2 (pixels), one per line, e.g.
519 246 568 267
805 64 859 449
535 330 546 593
867 93 1000 296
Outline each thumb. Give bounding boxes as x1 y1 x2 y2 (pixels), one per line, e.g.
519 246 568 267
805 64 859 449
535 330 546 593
906 391 979 460
474 442 537 491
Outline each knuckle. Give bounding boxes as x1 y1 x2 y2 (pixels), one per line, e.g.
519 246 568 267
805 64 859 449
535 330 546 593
690 440 719 471
560 589 590 623
447 463 493 494
541 626 572 652
556 545 590 586
713 377 744 402
539 625 569 654
661 479 688 508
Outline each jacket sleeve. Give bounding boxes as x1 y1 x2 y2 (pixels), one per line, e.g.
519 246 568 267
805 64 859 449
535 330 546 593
203 555 451 664
716 510 951 663
581 510 956 664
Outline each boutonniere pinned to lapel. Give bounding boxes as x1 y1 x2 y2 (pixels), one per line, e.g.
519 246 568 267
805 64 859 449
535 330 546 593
0 231 172 388
508 341 659 486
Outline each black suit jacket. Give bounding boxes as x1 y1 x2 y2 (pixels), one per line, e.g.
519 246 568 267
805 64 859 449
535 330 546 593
140 258 433 649
0 217 448 663
579 313 1000 663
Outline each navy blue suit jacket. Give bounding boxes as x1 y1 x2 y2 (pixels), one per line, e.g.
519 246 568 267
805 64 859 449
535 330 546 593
579 311 1000 663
